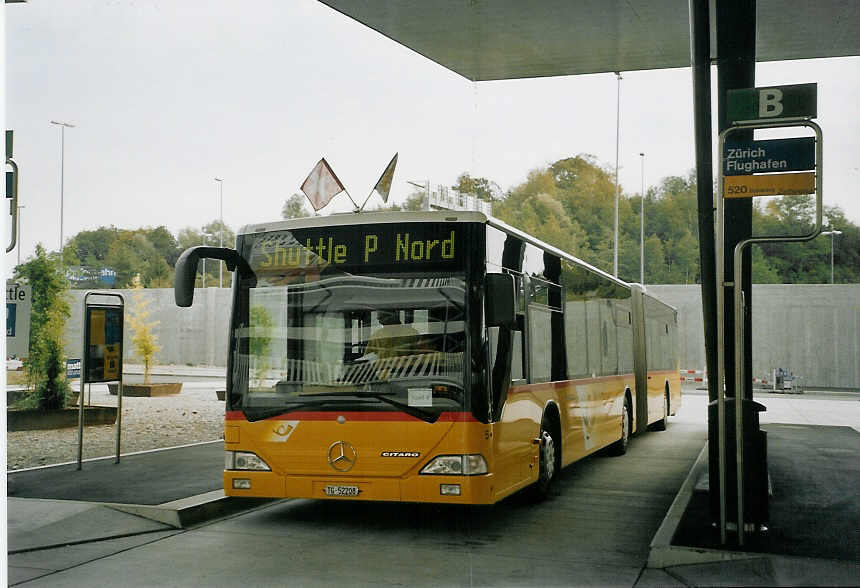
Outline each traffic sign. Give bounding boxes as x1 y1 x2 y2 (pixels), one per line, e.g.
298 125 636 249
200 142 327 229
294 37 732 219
724 172 815 198
727 83 817 123
66 358 81 379
724 137 815 175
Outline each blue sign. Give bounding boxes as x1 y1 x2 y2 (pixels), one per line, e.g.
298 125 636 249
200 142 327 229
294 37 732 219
6 303 16 336
66 358 82 379
724 137 815 176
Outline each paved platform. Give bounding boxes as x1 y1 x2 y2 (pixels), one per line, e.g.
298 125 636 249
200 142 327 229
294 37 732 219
648 421 859 586
9 441 224 505
6 441 272 556
6 388 858 586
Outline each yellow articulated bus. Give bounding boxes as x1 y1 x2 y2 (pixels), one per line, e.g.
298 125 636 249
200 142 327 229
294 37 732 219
174 210 680 504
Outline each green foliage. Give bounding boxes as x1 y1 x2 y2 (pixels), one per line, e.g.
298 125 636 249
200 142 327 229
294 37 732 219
282 193 312 219
14 245 71 410
127 277 161 384
493 158 859 285
30 160 860 289
453 173 501 202
60 225 181 289
177 220 237 288
250 305 273 388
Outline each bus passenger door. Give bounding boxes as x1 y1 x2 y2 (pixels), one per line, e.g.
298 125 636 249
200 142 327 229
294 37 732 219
489 323 533 495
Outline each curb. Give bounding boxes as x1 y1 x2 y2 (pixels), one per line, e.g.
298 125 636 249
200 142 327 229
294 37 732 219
107 490 278 529
647 443 763 568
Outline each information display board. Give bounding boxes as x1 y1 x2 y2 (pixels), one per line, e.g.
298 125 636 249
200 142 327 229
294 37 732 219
84 305 123 383
6 282 31 358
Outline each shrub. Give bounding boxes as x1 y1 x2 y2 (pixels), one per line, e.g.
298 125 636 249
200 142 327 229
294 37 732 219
127 277 161 384
14 245 71 410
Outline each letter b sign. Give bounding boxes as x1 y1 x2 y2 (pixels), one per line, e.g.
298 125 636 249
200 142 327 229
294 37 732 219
759 88 784 118
727 83 816 123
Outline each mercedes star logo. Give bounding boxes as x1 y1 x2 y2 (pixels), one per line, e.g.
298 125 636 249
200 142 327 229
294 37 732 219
327 441 357 472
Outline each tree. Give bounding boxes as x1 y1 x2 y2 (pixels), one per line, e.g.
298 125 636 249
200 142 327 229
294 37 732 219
177 220 237 287
202 219 236 249
144 226 181 267
127 277 161 383
14 245 71 409
751 245 781 283
105 233 144 288
453 173 501 202
282 194 312 219
63 226 116 267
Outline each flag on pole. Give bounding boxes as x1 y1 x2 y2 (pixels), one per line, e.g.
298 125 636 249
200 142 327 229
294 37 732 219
301 158 346 211
372 153 398 203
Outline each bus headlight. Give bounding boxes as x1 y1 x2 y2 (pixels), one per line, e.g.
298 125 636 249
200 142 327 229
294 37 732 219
420 454 488 476
225 451 271 471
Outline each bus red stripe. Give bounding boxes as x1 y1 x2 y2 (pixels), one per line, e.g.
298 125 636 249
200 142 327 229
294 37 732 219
224 410 478 422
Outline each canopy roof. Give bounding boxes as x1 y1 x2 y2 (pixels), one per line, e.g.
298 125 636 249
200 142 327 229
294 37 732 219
320 1 860 80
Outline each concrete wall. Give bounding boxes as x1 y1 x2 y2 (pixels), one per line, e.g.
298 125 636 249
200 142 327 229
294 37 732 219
65 288 233 369
647 284 859 390
64 285 860 390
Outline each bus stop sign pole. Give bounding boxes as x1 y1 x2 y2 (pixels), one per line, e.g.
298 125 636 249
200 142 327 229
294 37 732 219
78 292 125 470
717 117 822 545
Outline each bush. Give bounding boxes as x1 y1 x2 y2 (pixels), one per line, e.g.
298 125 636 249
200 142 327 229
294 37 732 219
14 245 71 410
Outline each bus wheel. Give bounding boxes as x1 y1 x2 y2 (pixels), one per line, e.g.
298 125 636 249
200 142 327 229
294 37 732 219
652 391 669 431
609 395 631 456
531 418 557 500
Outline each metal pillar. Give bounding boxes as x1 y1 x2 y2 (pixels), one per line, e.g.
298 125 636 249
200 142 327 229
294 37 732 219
689 0 724 535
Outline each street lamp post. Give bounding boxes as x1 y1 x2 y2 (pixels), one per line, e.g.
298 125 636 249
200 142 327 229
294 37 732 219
215 177 224 287
50 120 75 271
613 72 622 277
639 152 645 284
820 230 842 284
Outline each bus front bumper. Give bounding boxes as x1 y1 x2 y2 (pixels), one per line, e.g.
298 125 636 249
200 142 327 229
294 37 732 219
224 470 497 504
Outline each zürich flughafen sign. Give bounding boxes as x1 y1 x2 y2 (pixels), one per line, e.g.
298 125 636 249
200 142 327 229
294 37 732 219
723 137 815 175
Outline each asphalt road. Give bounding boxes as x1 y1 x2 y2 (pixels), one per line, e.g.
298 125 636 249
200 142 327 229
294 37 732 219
12 419 707 586
11 388 858 587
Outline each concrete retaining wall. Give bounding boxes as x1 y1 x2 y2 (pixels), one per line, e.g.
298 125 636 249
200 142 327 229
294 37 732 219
647 284 859 390
65 288 233 369
63 285 859 390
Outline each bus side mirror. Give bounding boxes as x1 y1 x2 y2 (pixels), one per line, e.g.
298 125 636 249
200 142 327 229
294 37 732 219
485 273 516 329
174 246 254 307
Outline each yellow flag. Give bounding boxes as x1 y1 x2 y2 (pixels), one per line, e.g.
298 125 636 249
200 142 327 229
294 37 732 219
372 153 398 203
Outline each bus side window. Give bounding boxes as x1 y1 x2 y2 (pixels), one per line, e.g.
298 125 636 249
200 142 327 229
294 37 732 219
511 329 524 382
512 275 525 382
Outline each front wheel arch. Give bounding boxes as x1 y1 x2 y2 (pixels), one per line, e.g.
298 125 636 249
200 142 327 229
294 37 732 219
530 404 561 500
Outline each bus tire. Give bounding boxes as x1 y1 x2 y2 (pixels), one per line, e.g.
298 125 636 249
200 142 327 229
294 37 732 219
652 390 669 431
530 416 557 501
609 394 632 456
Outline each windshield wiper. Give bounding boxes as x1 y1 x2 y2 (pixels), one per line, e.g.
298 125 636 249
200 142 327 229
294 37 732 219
243 398 376 422
296 390 442 424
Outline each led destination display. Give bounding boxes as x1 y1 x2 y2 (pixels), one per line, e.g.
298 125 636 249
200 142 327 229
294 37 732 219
248 222 467 274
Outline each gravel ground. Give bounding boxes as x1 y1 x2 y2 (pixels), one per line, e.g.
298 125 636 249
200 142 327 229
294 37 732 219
7 380 225 471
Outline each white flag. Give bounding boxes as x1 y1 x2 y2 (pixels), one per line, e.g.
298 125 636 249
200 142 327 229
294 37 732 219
372 153 398 203
301 158 345 211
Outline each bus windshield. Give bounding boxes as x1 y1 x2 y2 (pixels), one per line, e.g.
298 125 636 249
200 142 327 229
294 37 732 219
229 224 469 422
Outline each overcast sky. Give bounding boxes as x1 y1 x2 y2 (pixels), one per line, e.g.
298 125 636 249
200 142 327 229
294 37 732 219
5 0 859 264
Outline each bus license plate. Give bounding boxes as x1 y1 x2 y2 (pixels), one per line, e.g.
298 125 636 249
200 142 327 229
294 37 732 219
325 485 359 497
